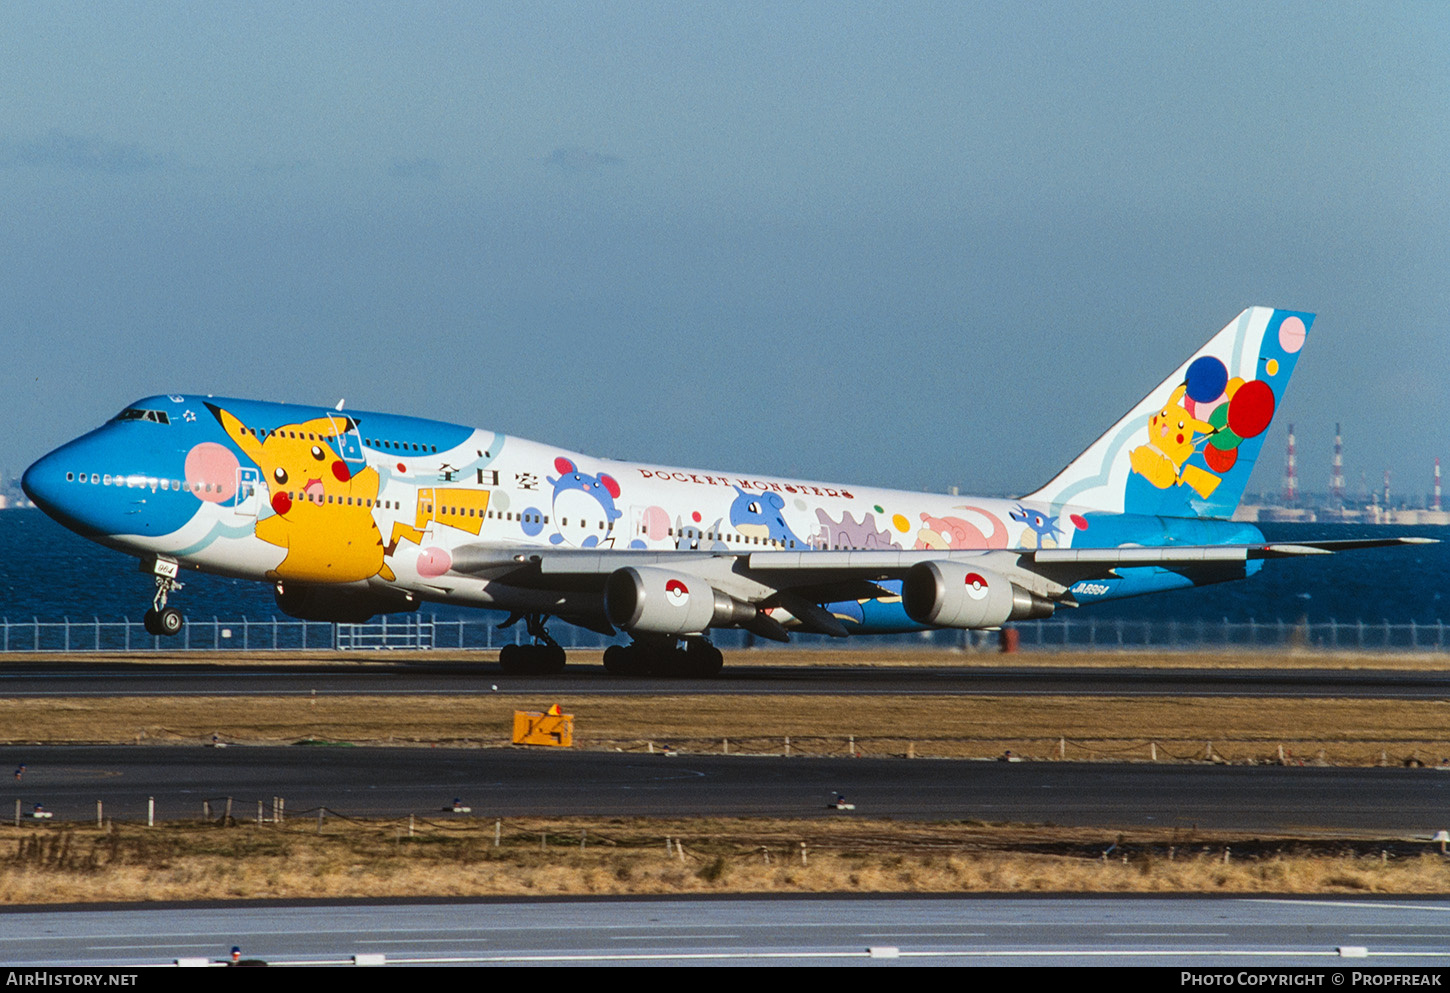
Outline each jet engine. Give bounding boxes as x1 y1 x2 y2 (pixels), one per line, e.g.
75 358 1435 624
902 561 1054 629
605 566 755 636
273 584 419 623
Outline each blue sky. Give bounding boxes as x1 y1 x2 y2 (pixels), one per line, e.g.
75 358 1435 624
2 1 1445 501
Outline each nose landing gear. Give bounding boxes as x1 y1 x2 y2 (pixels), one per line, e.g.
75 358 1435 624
141 557 185 637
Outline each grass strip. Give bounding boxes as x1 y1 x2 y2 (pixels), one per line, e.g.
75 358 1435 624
4 693 1449 766
5 816 1449 905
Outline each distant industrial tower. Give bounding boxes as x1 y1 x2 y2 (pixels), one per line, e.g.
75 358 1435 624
1435 458 1443 513
1384 469 1392 508
1330 423 1345 505
1283 424 1298 504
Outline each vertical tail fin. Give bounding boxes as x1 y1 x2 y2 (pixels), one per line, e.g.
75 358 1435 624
1023 307 1313 519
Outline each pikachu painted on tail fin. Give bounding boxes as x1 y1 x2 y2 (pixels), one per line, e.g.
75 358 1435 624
1023 307 1313 519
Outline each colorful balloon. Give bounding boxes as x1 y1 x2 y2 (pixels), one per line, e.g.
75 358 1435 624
1278 316 1307 353
1227 379 1275 438
1184 356 1229 405
1204 445 1238 473
1206 405 1243 450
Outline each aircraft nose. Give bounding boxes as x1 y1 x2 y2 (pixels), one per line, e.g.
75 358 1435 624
22 450 63 513
23 443 94 534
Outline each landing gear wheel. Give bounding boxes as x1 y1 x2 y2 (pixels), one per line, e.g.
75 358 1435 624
499 643 567 675
156 607 184 637
144 607 184 637
680 639 724 678
602 644 650 676
603 639 724 677
537 643 566 674
499 644 527 675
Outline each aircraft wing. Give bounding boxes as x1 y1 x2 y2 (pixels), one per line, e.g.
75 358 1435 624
449 537 1434 635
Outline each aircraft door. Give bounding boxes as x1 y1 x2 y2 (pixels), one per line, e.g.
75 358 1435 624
629 505 668 548
327 415 366 468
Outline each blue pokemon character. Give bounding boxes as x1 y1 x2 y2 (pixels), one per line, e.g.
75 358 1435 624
729 485 806 548
547 457 623 547
1010 504 1064 549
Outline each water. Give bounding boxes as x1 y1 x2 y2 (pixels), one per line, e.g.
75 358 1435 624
1084 522 1450 626
1 508 1445 627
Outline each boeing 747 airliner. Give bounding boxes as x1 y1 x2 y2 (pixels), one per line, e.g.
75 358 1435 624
22 307 1426 675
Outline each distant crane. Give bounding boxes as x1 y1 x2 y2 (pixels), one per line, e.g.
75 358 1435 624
1330 423 1345 506
1283 424 1298 505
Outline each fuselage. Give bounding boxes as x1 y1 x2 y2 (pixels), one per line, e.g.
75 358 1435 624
22 394 1264 634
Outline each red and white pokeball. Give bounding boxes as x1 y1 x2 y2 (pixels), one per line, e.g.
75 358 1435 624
665 578 690 606
963 572 989 600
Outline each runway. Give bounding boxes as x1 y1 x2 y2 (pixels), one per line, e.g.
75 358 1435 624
7 895 1450 967
4 657 1450 698
4 746 1448 831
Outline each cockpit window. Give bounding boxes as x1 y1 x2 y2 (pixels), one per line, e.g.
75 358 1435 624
116 408 172 425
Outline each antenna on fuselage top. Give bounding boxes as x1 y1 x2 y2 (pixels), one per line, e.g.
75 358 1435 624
335 399 345 411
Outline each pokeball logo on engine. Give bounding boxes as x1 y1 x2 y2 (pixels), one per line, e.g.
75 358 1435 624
665 578 690 606
964 572 989 600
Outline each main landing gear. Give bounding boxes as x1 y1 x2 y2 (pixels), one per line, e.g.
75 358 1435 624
142 558 185 637
497 614 567 675
602 636 724 678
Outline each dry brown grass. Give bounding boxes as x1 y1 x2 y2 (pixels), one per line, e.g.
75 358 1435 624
3 692 1449 766
4 816 1447 905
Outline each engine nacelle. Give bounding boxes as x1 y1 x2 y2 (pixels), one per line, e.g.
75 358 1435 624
605 566 747 636
273 585 418 624
902 561 1054 629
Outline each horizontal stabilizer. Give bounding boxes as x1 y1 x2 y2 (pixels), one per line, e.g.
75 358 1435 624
1255 537 1437 556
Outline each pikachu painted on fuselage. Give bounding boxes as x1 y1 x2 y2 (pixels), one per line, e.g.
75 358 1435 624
208 404 395 583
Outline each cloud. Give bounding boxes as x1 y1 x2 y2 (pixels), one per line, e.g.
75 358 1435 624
389 157 441 180
0 130 161 174
544 146 622 173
